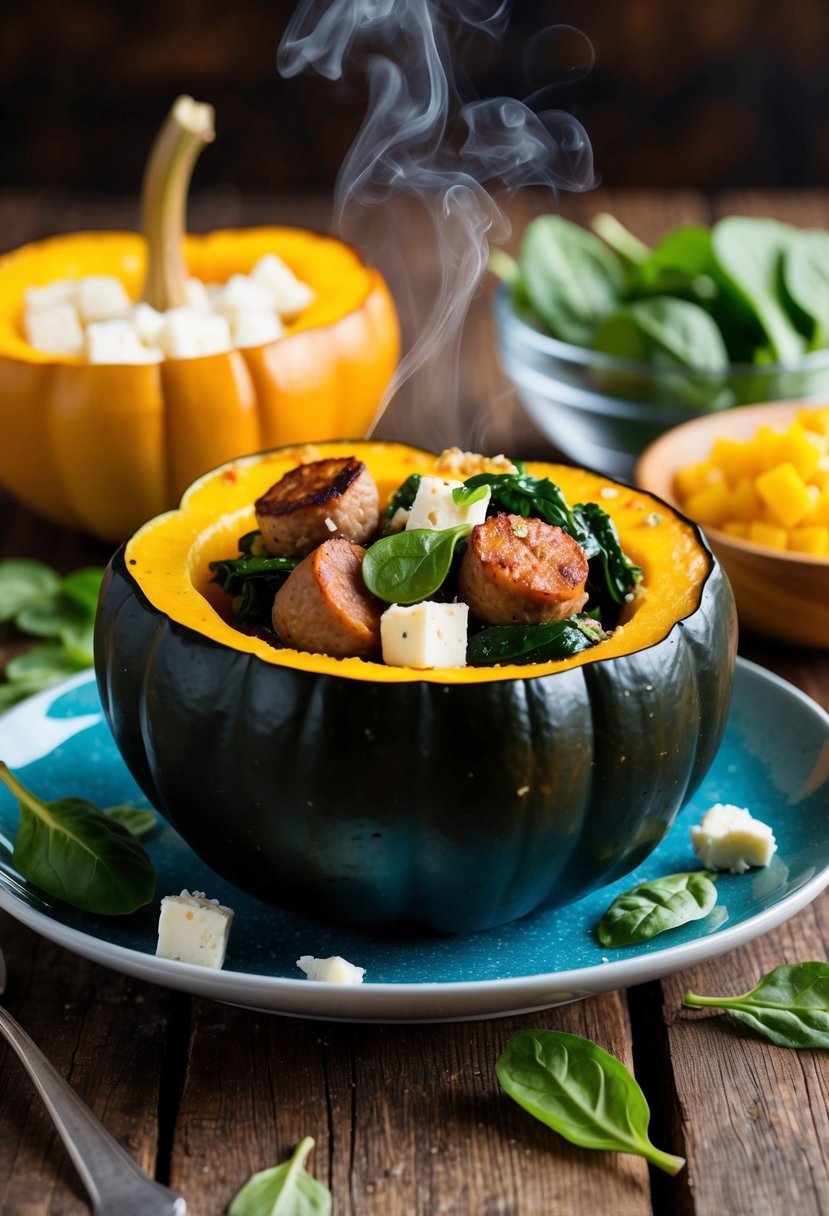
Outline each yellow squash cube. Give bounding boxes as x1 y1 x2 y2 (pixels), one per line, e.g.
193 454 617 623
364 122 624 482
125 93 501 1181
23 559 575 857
684 480 732 527
748 521 788 550
754 462 811 528
788 525 829 556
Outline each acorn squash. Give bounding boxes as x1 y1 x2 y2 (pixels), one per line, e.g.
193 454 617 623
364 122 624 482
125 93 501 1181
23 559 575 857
94 441 737 933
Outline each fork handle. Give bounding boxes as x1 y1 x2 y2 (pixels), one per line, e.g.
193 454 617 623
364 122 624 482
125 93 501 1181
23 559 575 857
0 1005 186 1216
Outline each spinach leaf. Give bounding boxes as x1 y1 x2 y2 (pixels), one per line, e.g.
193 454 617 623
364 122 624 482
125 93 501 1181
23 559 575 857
712 217 806 363
228 1136 331 1216
105 805 158 841
463 471 574 530
570 502 641 605
684 962 829 1048
381 474 422 534
5 644 88 684
590 212 650 273
0 763 156 915
488 247 520 286
598 871 718 948
593 297 730 373
209 554 300 593
519 215 625 345
783 229 829 347
467 616 601 666
362 525 471 604
496 1029 685 1175
451 483 490 508
209 549 300 628
0 560 61 621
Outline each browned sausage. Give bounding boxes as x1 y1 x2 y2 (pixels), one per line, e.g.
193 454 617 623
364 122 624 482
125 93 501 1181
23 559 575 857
458 513 589 625
255 457 379 556
272 539 382 658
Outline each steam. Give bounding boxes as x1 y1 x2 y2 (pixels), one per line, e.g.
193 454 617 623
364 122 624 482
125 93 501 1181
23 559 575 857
279 1 595 446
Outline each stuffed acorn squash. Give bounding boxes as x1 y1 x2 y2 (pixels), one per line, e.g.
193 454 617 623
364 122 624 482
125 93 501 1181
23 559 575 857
95 441 737 933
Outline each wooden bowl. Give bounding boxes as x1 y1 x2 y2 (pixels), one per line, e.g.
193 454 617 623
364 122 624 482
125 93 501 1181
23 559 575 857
636 401 829 648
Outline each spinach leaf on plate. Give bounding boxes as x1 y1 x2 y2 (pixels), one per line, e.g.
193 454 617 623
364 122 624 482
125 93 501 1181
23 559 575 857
496 1028 685 1174
597 871 718 948
684 962 829 1049
0 762 156 915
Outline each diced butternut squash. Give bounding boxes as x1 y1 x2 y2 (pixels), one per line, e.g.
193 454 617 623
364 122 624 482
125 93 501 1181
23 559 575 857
709 437 753 486
755 462 811 528
748 521 788 550
684 480 732 527
721 520 750 539
728 476 763 522
673 459 721 499
788 525 829 555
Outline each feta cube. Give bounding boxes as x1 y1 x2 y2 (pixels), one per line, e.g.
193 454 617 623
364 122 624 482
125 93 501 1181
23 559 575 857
251 254 315 319
86 320 163 364
690 803 777 874
131 302 166 345
156 889 234 968
76 275 131 323
406 476 491 532
24 279 77 312
212 273 274 321
157 308 232 359
231 310 284 349
296 955 365 984
24 303 84 355
380 601 469 668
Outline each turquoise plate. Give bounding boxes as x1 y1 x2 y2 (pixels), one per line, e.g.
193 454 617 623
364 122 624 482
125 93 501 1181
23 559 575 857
0 659 827 1023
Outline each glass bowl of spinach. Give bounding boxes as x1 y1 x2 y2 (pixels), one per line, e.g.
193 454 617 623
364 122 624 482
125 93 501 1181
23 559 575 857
492 213 829 480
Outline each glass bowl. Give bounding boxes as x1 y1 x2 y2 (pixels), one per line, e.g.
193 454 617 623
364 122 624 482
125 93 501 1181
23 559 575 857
493 285 829 480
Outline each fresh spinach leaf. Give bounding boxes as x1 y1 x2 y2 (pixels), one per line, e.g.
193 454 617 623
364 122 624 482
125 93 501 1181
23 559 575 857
519 215 625 345
104 805 158 841
488 247 520 286
593 297 730 373
60 568 104 616
496 1029 685 1174
451 484 490 508
590 212 650 272
462 471 574 530
228 1136 331 1216
711 217 806 363
0 560 61 621
362 525 471 604
598 871 718 948
783 229 829 347
467 616 601 666
684 962 829 1048
0 763 156 915
5 644 88 684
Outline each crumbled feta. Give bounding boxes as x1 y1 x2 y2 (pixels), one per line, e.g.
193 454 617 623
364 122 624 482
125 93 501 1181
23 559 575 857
212 273 275 321
131 302 166 345
157 308 232 359
324 515 338 532
76 275 131 324
156 889 234 968
252 254 316 319
296 955 365 984
24 303 84 355
406 476 491 532
24 279 77 312
690 803 777 874
85 320 163 365
434 447 518 477
231 310 284 349
380 601 469 668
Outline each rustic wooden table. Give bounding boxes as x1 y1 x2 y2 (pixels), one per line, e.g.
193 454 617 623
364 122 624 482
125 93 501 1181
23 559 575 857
1 187 828 1216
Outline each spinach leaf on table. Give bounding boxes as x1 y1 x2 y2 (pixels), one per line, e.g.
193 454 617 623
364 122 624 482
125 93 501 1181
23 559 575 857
684 962 829 1048
518 215 624 346
496 1028 685 1174
0 763 156 915
597 871 718 948
362 525 472 605
228 1136 331 1216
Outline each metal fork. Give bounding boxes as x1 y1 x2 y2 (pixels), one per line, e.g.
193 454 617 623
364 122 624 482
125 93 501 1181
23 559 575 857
0 946 186 1215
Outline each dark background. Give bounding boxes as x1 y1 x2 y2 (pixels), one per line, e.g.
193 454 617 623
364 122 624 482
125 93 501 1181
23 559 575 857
3 0 829 197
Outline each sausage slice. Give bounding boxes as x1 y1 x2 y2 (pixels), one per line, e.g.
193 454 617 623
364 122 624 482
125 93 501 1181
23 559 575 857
458 513 589 624
272 539 382 658
255 457 379 556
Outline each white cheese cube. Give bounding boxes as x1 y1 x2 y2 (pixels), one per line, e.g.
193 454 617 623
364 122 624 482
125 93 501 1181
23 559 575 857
156 889 234 968
24 279 77 312
76 275 131 323
157 308 232 359
381 601 469 669
131 302 166 345
24 303 84 355
690 803 777 874
406 476 491 532
296 955 365 984
231 310 284 349
251 254 315 319
86 319 163 364
184 277 211 311
212 273 274 321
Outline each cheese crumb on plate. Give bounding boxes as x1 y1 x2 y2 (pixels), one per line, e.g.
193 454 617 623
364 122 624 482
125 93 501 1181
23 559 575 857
690 803 777 874
297 955 366 984
156 889 234 968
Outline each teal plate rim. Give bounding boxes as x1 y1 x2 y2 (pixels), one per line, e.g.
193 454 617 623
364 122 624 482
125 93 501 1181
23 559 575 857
0 658 827 1023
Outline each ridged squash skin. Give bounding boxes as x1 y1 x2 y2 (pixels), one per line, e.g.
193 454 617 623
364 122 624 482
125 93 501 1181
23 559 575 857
95 441 737 933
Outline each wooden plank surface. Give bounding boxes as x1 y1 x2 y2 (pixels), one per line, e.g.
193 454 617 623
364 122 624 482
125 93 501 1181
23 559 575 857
0 187 828 1215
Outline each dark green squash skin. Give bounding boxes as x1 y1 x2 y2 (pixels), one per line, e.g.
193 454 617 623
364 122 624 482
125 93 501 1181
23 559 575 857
94 543 737 933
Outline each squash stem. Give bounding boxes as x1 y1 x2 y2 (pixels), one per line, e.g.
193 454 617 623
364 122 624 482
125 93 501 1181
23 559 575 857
140 94 215 311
